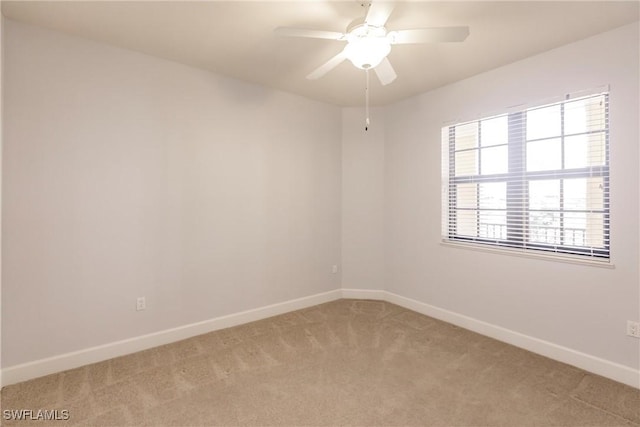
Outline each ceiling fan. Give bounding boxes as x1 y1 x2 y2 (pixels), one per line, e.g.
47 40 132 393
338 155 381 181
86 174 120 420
274 1 470 87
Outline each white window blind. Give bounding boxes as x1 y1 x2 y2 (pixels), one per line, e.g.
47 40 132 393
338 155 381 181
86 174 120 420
442 92 610 261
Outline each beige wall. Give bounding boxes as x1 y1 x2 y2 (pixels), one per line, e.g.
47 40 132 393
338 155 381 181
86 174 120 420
2 20 342 367
341 107 385 290
383 22 640 370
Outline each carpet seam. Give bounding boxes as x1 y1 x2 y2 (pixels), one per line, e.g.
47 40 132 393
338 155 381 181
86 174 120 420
569 394 639 426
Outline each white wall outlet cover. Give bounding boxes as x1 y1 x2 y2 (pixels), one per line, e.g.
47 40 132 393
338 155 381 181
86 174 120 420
626 321 640 338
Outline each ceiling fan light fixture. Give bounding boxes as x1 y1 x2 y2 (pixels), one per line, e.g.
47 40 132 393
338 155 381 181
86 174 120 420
343 36 391 69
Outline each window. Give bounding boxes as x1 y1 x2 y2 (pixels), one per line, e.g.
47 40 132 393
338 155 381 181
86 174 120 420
442 92 609 261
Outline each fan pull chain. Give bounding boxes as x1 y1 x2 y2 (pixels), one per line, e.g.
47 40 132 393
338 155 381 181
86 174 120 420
365 68 370 131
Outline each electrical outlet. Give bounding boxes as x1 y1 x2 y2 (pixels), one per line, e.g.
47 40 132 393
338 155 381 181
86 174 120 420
626 320 640 338
332 265 339 274
136 297 146 311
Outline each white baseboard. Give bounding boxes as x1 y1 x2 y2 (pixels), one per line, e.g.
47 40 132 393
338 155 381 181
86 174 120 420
3 287 638 389
0 289 342 387
382 291 640 389
340 288 387 300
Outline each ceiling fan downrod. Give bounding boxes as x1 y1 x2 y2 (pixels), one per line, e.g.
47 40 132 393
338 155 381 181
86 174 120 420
365 68 370 131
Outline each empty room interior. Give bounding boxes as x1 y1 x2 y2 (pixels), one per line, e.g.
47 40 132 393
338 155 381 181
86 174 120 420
0 0 639 425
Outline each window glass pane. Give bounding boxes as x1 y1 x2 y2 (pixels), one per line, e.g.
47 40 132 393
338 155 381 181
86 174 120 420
455 122 478 150
587 177 605 211
480 116 508 147
529 180 560 210
455 150 478 176
527 104 561 140
565 95 606 135
565 212 587 246
479 211 507 239
456 210 477 237
564 133 606 168
564 178 605 212
456 183 477 209
479 182 506 209
564 178 586 211
527 138 561 171
586 213 605 248
481 146 508 175
528 212 561 244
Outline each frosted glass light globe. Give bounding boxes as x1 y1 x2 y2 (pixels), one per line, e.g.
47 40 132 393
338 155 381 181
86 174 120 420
343 36 391 69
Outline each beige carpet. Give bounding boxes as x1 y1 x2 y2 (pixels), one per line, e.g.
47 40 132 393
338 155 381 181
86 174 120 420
1 299 639 426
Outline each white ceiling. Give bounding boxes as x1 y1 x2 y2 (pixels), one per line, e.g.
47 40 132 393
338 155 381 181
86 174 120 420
3 1 639 106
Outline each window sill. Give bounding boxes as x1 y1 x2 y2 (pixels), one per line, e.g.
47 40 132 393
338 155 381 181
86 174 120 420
440 240 615 269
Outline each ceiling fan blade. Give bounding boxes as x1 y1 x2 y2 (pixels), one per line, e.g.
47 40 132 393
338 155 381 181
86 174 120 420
388 27 470 44
274 27 346 41
374 57 397 86
365 1 395 27
306 51 347 80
